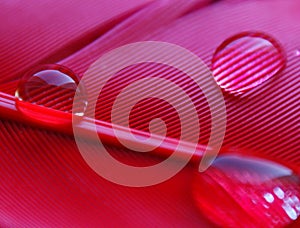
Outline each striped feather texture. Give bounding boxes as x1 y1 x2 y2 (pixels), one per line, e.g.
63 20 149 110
0 0 299 226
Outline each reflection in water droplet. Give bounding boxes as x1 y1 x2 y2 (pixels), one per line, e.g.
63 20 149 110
15 64 87 124
274 186 285 199
264 193 275 203
193 154 300 227
211 32 286 94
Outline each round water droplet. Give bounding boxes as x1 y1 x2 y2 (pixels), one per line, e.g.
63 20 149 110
193 154 300 227
15 64 87 125
212 32 286 94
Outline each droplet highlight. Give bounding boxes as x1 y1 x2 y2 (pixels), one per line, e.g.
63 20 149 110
15 64 87 125
212 32 286 94
193 154 300 227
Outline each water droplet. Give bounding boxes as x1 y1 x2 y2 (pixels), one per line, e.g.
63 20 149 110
212 32 286 94
193 154 300 227
15 64 87 125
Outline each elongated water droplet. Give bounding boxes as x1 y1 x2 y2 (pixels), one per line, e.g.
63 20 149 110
193 154 300 227
15 64 87 125
212 32 286 94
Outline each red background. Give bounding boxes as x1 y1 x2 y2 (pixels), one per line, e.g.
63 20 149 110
0 0 299 226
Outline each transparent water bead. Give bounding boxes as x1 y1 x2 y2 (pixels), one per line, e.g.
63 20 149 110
193 154 300 227
211 32 286 94
15 64 87 125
